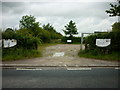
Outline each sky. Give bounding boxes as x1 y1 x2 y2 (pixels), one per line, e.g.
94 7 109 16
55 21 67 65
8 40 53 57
1 0 119 36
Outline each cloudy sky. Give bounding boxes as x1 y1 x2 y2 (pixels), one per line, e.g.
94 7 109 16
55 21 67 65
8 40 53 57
1 0 118 36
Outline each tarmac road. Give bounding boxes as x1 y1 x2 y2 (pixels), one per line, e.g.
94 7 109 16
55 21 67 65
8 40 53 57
2 67 120 88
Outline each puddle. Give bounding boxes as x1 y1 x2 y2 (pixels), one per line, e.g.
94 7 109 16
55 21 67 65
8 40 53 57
53 52 65 57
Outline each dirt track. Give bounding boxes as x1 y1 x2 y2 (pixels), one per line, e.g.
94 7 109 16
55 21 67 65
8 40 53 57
2 44 119 67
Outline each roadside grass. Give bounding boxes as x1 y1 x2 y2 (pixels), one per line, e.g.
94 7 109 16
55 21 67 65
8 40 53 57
2 48 41 61
2 43 58 61
78 50 120 61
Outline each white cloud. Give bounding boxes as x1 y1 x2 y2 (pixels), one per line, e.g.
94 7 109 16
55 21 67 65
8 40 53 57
1 1 118 36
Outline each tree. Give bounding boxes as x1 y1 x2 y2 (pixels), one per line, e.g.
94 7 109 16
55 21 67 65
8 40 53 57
5 28 14 32
19 15 39 30
63 20 78 37
19 15 40 37
2 28 16 39
43 23 63 39
105 1 120 17
112 22 120 32
43 23 56 32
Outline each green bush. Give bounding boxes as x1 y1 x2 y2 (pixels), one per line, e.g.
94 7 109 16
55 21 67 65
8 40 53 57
16 35 41 49
61 36 81 44
84 31 120 53
16 29 41 49
2 28 17 39
2 28 41 50
37 28 51 43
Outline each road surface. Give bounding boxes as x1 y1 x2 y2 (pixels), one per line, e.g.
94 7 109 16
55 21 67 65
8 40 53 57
2 67 119 88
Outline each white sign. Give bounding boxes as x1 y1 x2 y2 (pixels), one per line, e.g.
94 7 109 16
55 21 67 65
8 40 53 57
67 40 72 42
96 39 111 47
3 39 17 48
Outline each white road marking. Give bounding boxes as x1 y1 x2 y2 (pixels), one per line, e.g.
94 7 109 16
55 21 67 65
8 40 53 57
115 67 120 69
3 64 31 66
67 68 92 71
53 52 65 57
16 68 42 71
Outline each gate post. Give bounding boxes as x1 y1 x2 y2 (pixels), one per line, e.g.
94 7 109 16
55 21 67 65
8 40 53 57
80 33 83 50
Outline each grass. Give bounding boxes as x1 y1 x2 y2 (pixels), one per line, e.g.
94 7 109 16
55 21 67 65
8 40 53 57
2 48 41 61
2 43 58 61
78 50 120 61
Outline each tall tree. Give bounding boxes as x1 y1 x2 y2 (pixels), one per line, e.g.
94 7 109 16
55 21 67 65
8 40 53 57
43 23 56 32
63 20 78 37
105 1 120 17
43 23 63 39
19 15 40 37
19 15 39 30
105 1 120 32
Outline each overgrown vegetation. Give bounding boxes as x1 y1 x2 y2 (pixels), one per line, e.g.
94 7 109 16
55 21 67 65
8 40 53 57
63 20 78 37
78 1 120 61
78 50 120 61
61 36 81 44
2 1 120 61
78 22 120 61
2 47 41 61
2 15 63 61
61 20 80 44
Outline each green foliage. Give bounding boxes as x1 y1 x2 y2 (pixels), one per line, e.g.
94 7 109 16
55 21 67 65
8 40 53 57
19 15 39 30
50 31 63 39
2 47 41 61
2 28 16 39
2 28 41 50
109 31 120 51
84 23 120 53
111 22 120 32
105 1 120 16
61 36 81 44
19 15 40 37
37 27 51 43
2 14 64 61
63 20 78 37
78 50 120 61
84 33 113 53
43 23 56 32
16 30 41 49
43 23 63 40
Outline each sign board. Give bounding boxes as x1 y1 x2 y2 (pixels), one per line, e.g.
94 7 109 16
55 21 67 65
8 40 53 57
67 40 72 43
96 39 111 47
3 39 17 48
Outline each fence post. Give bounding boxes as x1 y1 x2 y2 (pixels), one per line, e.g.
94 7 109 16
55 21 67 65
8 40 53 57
80 33 83 50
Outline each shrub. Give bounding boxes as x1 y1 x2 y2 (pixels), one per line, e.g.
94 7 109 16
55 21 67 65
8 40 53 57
61 36 81 44
84 31 120 53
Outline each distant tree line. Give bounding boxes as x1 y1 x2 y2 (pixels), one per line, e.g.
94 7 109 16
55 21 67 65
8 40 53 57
2 15 63 49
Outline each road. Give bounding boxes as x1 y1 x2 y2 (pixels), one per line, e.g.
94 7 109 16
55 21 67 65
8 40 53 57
2 67 119 88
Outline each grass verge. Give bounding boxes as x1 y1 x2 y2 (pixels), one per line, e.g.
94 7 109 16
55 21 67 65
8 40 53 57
78 50 120 61
2 43 58 61
2 48 41 61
